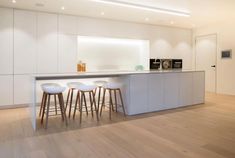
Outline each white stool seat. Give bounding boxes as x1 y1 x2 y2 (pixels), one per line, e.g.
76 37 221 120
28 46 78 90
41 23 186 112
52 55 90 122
94 80 108 87
76 84 97 91
41 83 66 94
67 82 84 89
104 82 123 89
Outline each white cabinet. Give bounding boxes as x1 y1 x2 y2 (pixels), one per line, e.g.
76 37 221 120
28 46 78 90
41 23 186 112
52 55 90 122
0 75 13 106
0 8 13 75
179 72 193 106
58 34 77 73
14 75 31 105
14 10 37 74
129 74 148 114
37 13 58 73
163 73 179 109
148 74 164 111
193 72 205 104
59 15 78 34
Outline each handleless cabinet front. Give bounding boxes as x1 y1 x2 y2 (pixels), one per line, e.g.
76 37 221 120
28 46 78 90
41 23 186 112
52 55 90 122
37 13 58 73
14 10 37 74
0 8 13 75
129 74 148 115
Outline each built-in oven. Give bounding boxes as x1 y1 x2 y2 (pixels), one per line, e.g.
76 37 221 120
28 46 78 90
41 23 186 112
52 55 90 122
172 59 183 69
161 59 172 70
150 59 161 70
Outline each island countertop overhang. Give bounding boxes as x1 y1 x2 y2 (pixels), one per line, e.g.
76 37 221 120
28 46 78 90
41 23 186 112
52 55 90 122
33 70 205 80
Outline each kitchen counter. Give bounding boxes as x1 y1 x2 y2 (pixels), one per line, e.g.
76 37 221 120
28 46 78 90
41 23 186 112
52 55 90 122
33 69 204 80
30 70 205 130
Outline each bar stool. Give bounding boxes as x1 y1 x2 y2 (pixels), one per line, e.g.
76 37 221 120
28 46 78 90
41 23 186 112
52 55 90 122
94 80 108 110
73 84 99 123
100 82 126 119
39 83 59 117
66 82 84 118
40 83 68 129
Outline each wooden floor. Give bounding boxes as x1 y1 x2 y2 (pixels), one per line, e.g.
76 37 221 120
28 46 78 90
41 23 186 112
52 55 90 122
0 93 235 158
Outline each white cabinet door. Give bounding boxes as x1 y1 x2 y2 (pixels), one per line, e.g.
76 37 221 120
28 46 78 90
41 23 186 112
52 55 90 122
0 75 13 106
37 13 58 73
193 71 205 104
129 75 148 115
14 10 37 74
59 15 77 35
163 73 179 109
14 75 31 105
0 8 13 75
148 74 164 111
179 72 193 106
58 34 77 73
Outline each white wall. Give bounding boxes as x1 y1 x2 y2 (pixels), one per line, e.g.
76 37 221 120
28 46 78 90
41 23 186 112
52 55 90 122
0 7 193 106
194 21 235 95
76 17 192 70
77 36 149 71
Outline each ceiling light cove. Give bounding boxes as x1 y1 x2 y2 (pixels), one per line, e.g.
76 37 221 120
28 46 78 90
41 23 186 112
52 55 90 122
91 0 190 17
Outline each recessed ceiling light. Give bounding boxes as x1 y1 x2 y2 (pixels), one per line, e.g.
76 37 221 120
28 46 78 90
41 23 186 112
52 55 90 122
12 0 16 3
145 17 149 21
61 6 65 10
101 12 105 15
91 0 190 17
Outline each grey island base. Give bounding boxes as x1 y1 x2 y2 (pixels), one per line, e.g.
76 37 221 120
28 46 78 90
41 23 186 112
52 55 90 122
31 70 205 130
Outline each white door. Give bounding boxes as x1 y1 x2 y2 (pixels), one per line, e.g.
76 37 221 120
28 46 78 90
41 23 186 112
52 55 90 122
195 34 217 93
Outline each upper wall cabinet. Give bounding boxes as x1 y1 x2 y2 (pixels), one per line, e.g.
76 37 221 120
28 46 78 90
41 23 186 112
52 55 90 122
14 10 37 74
59 15 78 35
0 8 13 75
37 13 58 73
58 34 77 73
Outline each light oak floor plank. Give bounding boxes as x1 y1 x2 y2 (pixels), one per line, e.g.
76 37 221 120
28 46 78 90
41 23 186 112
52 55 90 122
0 92 235 158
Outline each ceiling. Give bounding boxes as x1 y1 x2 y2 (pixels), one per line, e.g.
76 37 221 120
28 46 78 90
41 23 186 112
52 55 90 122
0 0 234 29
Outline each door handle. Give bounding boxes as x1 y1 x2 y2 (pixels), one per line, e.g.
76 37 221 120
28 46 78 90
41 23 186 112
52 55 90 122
211 65 216 68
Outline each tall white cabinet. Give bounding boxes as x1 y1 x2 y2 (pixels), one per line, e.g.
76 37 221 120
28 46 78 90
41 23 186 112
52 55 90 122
58 15 78 73
37 13 58 73
0 8 13 75
58 34 77 73
0 8 13 106
14 10 37 74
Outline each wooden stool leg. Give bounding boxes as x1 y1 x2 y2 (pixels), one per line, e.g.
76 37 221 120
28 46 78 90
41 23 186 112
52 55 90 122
97 87 101 110
54 95 57 115
58 94 64 121
39 92 45 117
100 88 106 116
41 93 48 124
83 93 89 116
92 91 99 121
89 92 94 117
45 94 51 129
118 89 126 116
65 89 71 110
58 93 68 126
73 91 80 119
109 89 113 120
114 89 118 113
80 92 84 124
68 89 74 118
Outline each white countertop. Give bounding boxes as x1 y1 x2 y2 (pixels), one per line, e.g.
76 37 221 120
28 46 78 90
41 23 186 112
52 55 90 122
33 69 204 80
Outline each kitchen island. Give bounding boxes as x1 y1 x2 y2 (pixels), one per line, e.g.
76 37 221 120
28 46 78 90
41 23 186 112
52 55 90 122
30 70 205 130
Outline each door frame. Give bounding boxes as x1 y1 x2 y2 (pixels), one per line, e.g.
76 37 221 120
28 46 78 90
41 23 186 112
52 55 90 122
195 33 218 93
